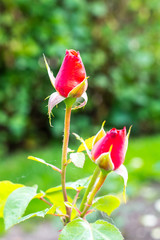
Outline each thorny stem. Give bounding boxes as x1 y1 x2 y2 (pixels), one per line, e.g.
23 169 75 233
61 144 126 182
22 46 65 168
80 172 107 218
79 166 100 213
61 98 75 224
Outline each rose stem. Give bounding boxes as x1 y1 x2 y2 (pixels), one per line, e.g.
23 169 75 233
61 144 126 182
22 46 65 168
61 98 75 224
80 172 107 218
79 166 100 213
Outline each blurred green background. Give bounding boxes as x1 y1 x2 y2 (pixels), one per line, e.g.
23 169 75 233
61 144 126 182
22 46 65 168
1 0 160 154
0 0 160 239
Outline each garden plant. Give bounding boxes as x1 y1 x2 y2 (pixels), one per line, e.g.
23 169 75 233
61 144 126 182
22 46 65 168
0 49 131 239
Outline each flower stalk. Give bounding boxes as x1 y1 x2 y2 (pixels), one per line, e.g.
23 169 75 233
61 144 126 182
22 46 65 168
79 166 100 213
80 171 107 218
61 98 76 223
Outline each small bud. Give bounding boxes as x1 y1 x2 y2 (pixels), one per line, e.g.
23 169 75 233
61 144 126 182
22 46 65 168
91 127 128 170
55 49 87 98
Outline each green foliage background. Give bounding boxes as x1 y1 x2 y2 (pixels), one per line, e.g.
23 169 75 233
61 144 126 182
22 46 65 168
0 0 160 154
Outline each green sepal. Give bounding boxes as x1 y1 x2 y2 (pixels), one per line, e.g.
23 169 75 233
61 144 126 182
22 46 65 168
114 164 128 203
72 92 88 110
92 121 106 147
68 78 88 98
64 97 76 108
43 54 55 88
73 133 92 159
77 121 106 152
77 136 95 152
96 152 114 173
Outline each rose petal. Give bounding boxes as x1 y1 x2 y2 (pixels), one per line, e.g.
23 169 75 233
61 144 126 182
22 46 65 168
55 50 87 97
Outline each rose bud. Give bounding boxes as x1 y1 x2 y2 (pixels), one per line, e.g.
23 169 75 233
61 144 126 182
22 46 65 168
91 127 128 172
55 49 87 98
43 49 88 123
76 124 130 200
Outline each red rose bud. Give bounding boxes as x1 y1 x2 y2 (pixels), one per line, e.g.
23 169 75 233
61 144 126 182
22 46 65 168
91 127 127 171
55 49 87 98
44 50 88 123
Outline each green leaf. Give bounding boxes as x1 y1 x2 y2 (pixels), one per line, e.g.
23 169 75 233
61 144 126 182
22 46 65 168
28 156 62 173
45 191 76 220
92 195 120 216
47 205 56 215
66 177 90 190
59 218 123 240
70 152 85 168
92 220 123 240
46 177 90 194
16 207 51 224
0 181 23 218
45 191 67 214
4 186 38 230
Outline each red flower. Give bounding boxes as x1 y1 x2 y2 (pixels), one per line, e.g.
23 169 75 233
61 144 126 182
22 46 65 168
44 49 88 122
55 50 87 98
91 127 127 171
